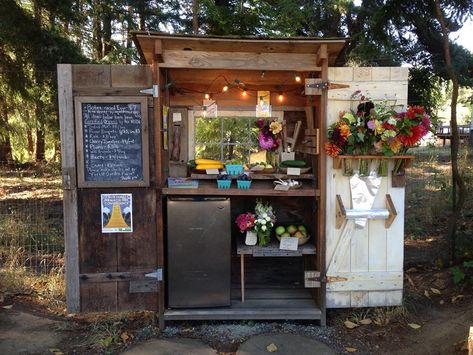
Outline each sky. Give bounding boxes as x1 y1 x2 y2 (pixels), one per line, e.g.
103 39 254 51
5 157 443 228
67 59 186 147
453 19 473 52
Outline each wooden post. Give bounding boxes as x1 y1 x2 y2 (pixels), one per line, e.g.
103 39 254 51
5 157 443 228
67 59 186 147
318 43 328 327
152 40 165 329
58 64 80 313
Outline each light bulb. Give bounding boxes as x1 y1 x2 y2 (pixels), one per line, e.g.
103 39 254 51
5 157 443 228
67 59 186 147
242 90 247 97
295 74 301 83
278 93 284 102
204 93 210 100
222 85 229 92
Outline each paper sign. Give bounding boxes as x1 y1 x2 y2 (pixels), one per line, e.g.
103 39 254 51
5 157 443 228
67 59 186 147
287 167 301 176
256 91 271 118
203 99 217 118
206 168 220 175
281 152 295 161
101 194 132 233
274 184 290 191
279 236 298 251
172 112 182 122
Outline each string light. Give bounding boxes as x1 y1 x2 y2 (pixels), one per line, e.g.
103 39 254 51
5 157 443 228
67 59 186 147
204 93 210 99
278 92 284 102
295 74 301 83
222 85 229 92
242 89 247 97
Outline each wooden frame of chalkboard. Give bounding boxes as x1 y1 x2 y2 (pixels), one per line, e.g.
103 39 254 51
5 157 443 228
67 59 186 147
74 96 150 188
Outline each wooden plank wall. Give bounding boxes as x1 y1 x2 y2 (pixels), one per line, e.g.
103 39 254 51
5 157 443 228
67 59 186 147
65 64 159 312
325 67 408 308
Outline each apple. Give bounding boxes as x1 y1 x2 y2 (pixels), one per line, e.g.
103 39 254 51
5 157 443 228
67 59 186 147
281 232 291 238
275 226 286 236
294 231 304 239
298 225 307 233
287 225 297 235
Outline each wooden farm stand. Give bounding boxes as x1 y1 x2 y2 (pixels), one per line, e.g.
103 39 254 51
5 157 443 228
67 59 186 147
58 33 410 328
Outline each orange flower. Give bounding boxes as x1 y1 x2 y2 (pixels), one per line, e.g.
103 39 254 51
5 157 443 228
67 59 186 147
339 122 351 138
324 142 342 157
388 137 402 153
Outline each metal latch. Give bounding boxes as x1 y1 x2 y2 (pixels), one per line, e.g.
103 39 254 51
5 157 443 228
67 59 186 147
308 275 348 283
145 268 163 281
140 84 159 98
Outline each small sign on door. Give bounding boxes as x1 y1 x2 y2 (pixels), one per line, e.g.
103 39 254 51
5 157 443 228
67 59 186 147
101 193 133 233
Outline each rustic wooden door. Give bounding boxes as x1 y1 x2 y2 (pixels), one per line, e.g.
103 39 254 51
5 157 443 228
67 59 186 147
59 64 160 312
324 67 408 307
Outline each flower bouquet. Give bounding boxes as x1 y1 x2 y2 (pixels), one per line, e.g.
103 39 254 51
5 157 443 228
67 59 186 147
325 98 432 176
235 199 276 247
256 119 282 167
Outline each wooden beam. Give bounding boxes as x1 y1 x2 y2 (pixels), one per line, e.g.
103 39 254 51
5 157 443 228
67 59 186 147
160 50 321 71
154 40 164 63
385 194 398 228
58 64 80 313
317 44 328 66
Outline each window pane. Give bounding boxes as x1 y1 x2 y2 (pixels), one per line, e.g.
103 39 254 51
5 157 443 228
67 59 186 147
222 117 250 145
195 143 221 160
195 116 220 144
223 145 250 164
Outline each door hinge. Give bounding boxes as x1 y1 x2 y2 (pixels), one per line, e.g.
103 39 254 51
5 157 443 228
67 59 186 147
308 275 348 283
145 268 163 281
140 84 159 98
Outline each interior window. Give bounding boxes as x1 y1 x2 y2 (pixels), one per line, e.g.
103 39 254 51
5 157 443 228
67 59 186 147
194 116 261 164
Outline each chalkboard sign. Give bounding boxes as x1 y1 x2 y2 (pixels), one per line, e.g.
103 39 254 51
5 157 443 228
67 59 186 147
75 96 149 187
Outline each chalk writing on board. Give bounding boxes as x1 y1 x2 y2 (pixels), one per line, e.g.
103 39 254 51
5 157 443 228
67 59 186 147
82 103 143 182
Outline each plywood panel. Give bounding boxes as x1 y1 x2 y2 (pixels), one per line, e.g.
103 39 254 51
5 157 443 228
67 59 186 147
350 292 369 307
161 50 320 71
78 189 117 273
111 65 152 88
117 282 158 311
117 189 157 270
326 292 351 308
368 291 387 307
72 64 111 88
385 290 403 306
80 282 117 312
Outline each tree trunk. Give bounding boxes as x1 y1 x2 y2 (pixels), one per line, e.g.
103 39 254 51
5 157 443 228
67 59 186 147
35 127 45 162
434 0 465 264
27 129 35 159
102 3 112 57
125 5 134 64
0 98 13 163
192 0 199 34
92 1 103 60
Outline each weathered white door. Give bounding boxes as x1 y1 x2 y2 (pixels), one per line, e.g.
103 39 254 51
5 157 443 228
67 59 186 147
325 67 408 307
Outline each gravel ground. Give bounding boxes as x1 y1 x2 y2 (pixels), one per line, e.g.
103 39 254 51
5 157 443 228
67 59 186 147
127 320 369 354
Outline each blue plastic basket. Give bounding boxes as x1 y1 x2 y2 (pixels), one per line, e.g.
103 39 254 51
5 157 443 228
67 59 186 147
237 180 252 189
216 180 232 189
226 164 243 176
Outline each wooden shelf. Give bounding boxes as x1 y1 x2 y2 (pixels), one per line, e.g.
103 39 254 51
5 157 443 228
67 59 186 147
237 240 316 256
333 155 414 169
163 180 319 197
191 173 315 180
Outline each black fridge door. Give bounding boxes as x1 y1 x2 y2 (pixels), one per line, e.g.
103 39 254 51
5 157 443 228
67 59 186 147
167 197 231 308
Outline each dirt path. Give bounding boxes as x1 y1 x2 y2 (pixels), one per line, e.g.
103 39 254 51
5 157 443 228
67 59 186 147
389 300 473 355
0 308 65 354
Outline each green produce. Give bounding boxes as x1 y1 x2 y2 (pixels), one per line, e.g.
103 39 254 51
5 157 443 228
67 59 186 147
275 226 286 236
287 225 297 235
294 231 305 239
280 160 307 168
281 232 291 238
298 225 307 233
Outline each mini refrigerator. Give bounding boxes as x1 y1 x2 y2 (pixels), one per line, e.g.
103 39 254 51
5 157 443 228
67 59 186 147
167 197 231 308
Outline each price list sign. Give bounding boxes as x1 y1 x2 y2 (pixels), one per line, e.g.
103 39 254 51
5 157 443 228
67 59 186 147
75 97 149 187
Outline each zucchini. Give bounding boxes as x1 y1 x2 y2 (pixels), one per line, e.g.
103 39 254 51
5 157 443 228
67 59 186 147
280 160 307 168
195 158 222 165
